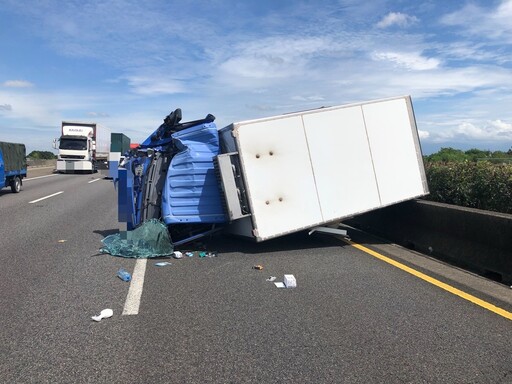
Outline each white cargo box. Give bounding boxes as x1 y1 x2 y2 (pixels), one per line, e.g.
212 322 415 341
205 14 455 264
217 95 428 242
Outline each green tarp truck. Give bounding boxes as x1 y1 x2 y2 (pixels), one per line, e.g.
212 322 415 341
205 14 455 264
0 141 27 193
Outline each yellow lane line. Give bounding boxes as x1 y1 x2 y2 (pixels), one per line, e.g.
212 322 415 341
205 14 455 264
345 239 512 321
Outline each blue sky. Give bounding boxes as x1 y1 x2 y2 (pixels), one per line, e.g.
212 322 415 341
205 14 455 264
1 0 512 155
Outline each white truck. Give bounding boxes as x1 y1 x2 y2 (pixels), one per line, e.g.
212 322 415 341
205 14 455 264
117 95 428 245
54 121 111 173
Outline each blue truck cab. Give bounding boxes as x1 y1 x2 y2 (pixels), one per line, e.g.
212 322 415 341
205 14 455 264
117 109 227 244
0 141 27 193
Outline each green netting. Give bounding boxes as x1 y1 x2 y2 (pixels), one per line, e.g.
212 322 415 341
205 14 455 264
100 219 174 258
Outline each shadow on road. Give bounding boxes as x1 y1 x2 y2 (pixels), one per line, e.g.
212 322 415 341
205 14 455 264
200 230 356 255
92 223 392 259
93 228 121 238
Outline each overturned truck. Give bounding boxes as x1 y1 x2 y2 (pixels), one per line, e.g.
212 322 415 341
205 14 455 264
117 96 429 246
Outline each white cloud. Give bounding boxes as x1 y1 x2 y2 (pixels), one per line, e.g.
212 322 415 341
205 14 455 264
427 119 512 142
217 36 337 83
2 0 512 154
87 112 110 117
372 51 440 70
418 130 430 139
0 86 167 153
382 66 512 99
377 12 418 28
441 0 512 42
123 76 186 95
2 80 34 88
0 91 57 122
437 41 506 63
291 95 326 102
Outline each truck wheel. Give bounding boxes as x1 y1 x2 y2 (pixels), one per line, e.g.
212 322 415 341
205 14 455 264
11 176 21 193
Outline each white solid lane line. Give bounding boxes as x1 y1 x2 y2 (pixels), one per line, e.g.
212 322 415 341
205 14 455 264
24 174 59 181
28 191 64 204
88 178 102 184
122 259 147 315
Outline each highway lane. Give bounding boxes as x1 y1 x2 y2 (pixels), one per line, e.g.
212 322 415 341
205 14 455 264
0 173 511 383
0 171 99 207
0 173 129 382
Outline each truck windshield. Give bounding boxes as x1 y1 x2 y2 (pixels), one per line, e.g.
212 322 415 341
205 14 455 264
59 138 87 150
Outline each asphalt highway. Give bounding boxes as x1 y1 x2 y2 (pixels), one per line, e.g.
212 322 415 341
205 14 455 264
0 169 511 383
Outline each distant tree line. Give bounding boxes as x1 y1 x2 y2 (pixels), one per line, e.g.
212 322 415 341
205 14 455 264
423 147 512 214
425 147 512 163
27 151 57 160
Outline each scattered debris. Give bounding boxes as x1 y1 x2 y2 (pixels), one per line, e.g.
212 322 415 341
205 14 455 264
198 251 214 257
91 308 113 322
253 265 264 270
57 240 67 243
284 274 297 288
155 261 172 267
185 252 194 257
273 274 297 288
116 268 131 282
172 251 183 259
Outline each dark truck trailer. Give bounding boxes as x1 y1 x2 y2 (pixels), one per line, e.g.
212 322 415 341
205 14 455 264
102 133 131 178
111 133 131 153
0 141 27 193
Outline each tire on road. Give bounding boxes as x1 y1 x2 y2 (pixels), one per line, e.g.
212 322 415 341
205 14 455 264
10 176 21 193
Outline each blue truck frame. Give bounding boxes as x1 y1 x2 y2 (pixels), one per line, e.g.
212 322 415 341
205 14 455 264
0 141 27 193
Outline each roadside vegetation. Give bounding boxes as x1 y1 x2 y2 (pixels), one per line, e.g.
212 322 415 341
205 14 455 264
27 150 57 159
26 150 57 168
423 148 512 214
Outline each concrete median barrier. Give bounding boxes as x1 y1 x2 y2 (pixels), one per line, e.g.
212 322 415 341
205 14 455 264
26 159 56 168
345 199 512 285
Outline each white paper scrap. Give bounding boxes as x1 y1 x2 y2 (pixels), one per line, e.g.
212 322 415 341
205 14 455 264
155 262 172 267
284 274 297 288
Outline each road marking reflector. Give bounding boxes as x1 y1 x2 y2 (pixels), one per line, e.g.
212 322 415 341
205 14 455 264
122 259 147 315
346 240 512 321
29 191 64 204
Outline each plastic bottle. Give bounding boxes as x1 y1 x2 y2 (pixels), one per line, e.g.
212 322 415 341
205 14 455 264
117 268 132 282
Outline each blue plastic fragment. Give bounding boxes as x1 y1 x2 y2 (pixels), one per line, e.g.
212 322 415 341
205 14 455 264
117 268 131 282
